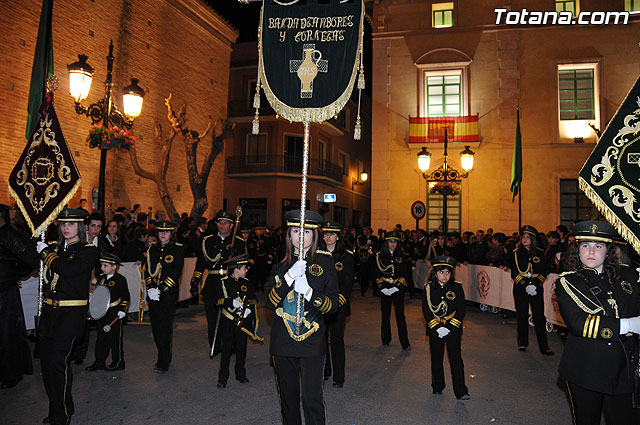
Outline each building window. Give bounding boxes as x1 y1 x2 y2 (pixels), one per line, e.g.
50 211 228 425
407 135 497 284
559 179 600 227
426 181 461 233
559 69 594 120
426 74 461 117
432 2 454 28
246 134 267 164
625 0 640 13
318 140 326 172
333 205 347 225
284 134 304 173
338 150 349 176
555 0 577 14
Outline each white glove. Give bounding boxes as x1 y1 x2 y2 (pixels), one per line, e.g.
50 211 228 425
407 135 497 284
387 287 399 295
243 308 251 318
525 284 537 296
620 316 640 334
436 327 450 338
287 260 307 279
232 299 243 309
37 241 48 254
117 311 126 319
294 274 313 301
147 288 160 301
380 288 391 296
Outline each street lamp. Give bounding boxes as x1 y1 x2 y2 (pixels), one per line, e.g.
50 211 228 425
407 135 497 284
417 131 474 232
352 169 368 189
67 39 144 213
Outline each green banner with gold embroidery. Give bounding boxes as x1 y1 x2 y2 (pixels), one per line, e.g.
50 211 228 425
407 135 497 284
579 74 640 253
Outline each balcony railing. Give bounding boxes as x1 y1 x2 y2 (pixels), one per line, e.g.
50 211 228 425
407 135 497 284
228 100 275 118
226 155 345 183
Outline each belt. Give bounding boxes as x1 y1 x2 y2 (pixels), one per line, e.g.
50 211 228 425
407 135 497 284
43 298 88 308
109 298 121 307
208 269 226 275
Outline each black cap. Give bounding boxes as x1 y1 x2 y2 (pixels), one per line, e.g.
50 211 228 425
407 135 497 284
156 220 177 231
253 224 267 230
284 209 322 229
385 230 400 241
432 255 456 269
58 208 89 222
520 225 539 238
215 210 235 222
100 251 121 264
574 220 616 243
322 220 342 233
223 253 251 268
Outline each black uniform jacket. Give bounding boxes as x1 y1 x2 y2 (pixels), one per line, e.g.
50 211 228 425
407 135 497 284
356 234 377 264
332 249 355 316
40 241 99 337
265 250 339 357
192 234 246 285
0 224 38 290
509 247 550 287
217 275 262 341
145 242 185 295
556 266 640 395
373 250 410 291
97 272 131 324
422 280 466 335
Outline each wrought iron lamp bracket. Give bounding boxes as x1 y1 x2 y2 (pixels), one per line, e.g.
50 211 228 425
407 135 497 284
74 98 134 129
422 164 468 181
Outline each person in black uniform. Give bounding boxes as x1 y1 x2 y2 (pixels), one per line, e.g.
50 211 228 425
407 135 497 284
216 253 263 388
146 221 185 373
36 208 99 425
0 204 38 389
422 255 470 400
356 226 377 296
253 225 276 292
556 220 640 425
508 225 554 355
320 220 355 388
85 252 130 372
265 209 339 425
190 210 245 357
373 230 411 350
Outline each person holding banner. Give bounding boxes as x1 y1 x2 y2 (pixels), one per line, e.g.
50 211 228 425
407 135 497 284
373 230 411 350
265 209 339 425
556 220 640 425
146 221 184 373
508 225 553 355
36 208 99 425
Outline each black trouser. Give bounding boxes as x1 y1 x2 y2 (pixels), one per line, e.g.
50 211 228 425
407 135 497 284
40 333 76 425
566 380 638 425
380 288 410 348
273 355 326 425
0 285 33 383
70 319 91 362
428 331 468 398
93 315 124 367
513 283 549 352
202 279 222 354
218 318 247 383
357 262 370 295
255 258 272 292
324 307 347 383
148 292 177 369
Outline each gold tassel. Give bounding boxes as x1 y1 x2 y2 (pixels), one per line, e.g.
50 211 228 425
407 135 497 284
354 115 361 140
253 92 260 110
358 70 365 90
252 110 259 135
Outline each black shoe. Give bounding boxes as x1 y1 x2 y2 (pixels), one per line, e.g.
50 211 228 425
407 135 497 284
541 350 555 356
402 346 412 351
42 417 50 424
1 376 23 389
518 346 527 352
324 375 330 381
85 363 105 372
333 382 343 388
382 343 390 347
73 359 83 365
106 361 125 371
433 390 442 394
236 377 249 384
217 381 226 388
153 366 168 374
457 394 471 400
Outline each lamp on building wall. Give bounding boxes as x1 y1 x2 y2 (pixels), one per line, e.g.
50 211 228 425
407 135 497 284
352 169 368 189
67 39 144 213
417 131 474 232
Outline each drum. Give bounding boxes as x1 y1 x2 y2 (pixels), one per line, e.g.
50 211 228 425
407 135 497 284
89 285 111 319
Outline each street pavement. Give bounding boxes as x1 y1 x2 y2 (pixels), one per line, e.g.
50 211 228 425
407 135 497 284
2 290 574 425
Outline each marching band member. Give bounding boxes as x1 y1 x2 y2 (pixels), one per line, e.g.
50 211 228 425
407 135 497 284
320 220 355 388
216 253 262 388
37 208 99 425
373 230 411 350
556 221 640 424
265 209 339 425
146 221 184 373
85 252 130 372
422 255 470 400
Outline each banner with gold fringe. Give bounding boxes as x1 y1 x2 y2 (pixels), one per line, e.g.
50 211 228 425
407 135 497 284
579 74 640 253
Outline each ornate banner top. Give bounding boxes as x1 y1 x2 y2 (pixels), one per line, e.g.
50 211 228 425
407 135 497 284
579 74 640 253
256 0 364 123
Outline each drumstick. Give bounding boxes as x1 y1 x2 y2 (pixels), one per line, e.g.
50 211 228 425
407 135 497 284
103 316 120 333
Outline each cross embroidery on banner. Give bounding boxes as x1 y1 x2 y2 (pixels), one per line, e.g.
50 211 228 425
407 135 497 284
289 43 328 99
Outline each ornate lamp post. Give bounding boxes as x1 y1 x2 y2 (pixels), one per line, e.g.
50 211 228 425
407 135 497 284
67 40 144 213
417 131 474 232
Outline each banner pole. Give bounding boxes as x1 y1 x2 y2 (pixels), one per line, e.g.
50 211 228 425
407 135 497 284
295 109 311 335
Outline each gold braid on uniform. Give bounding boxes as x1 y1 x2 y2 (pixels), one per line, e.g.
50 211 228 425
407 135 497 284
513 250 533 284
376 252 394 275
201 235 222 265
146 245 162 279
558 275 604 315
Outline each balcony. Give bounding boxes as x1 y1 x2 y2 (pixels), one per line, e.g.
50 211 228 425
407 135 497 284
228 100 275 118
226 155 345 184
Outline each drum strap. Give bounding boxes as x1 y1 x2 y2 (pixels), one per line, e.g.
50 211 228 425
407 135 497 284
43 299 88 308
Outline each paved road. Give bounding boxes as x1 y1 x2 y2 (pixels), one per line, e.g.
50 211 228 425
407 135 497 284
2 292 574 425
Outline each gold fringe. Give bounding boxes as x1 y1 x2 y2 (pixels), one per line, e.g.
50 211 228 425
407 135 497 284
9 177 81 237
579 176 640 254
257 2 364 123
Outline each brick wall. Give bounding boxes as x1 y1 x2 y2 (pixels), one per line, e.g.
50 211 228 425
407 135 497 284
0 0 237 220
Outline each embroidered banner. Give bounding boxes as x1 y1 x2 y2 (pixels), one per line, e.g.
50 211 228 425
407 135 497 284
579 74 640 253
258 0 364 123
